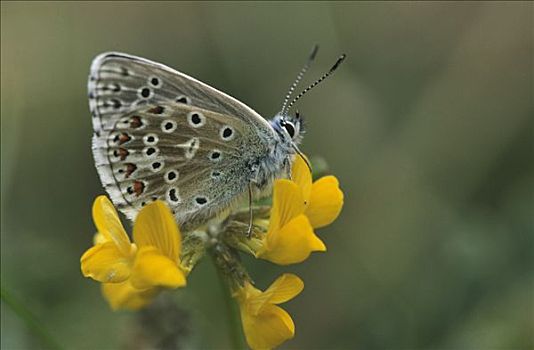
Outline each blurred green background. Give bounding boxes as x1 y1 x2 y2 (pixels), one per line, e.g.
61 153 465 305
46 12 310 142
1 1 533 349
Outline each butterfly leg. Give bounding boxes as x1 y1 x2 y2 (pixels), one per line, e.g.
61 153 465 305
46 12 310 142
283 157 292 180
246 182 254 238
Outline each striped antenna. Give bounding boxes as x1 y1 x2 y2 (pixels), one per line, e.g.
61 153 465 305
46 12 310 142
285 53 346 112
280 44 319 115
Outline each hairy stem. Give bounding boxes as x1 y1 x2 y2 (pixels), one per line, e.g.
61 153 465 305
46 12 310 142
209 249 247 349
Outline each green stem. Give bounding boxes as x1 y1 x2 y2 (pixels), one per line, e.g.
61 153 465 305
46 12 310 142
1 286 64 350
210 253 247 349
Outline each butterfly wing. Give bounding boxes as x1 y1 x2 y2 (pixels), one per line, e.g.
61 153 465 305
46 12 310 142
89 53 278 230
88 52 273 132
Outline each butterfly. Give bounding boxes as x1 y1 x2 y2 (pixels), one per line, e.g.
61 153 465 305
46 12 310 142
88 46 345 232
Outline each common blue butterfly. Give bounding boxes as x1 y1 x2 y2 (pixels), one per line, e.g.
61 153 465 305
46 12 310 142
88 46 345 231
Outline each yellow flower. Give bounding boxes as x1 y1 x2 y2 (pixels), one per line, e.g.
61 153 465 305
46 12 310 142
234 274 304 350
292 155 344 228
80 196 186 310
254 155 343 265
80 196 136 283
101 280 157 311
256 179 326 265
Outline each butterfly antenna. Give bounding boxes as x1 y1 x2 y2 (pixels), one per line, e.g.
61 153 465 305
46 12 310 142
286 53 346 112
280 44 319 115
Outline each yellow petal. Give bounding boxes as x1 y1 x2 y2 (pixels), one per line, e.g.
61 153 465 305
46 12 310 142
306 176 344 229
240 283 270 316
269 180 305 232
93 232 106 245
130 246 186 290
240 303 295 350
133 201 181 262
234 276 301 349
92 196 131 255
101 281 157 311
264 274 304 305
291 154 312 202
246 274 304 315
261 215 326 265
234 280 262 306
80 242 132 283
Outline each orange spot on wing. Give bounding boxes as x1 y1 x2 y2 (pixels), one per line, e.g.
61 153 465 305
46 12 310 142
133 181 145 196
118 148 129 161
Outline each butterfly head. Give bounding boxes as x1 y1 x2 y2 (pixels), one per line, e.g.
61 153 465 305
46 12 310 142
271 111 304 144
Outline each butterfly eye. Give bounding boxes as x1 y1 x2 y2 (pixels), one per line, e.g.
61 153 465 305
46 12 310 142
283 122 296 139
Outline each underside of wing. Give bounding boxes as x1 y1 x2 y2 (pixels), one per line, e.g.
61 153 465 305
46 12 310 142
88 52 272 132
92 102 269 230
88 52 279 229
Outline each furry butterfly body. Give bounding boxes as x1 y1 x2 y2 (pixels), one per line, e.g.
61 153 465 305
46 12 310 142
89 53 299 231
